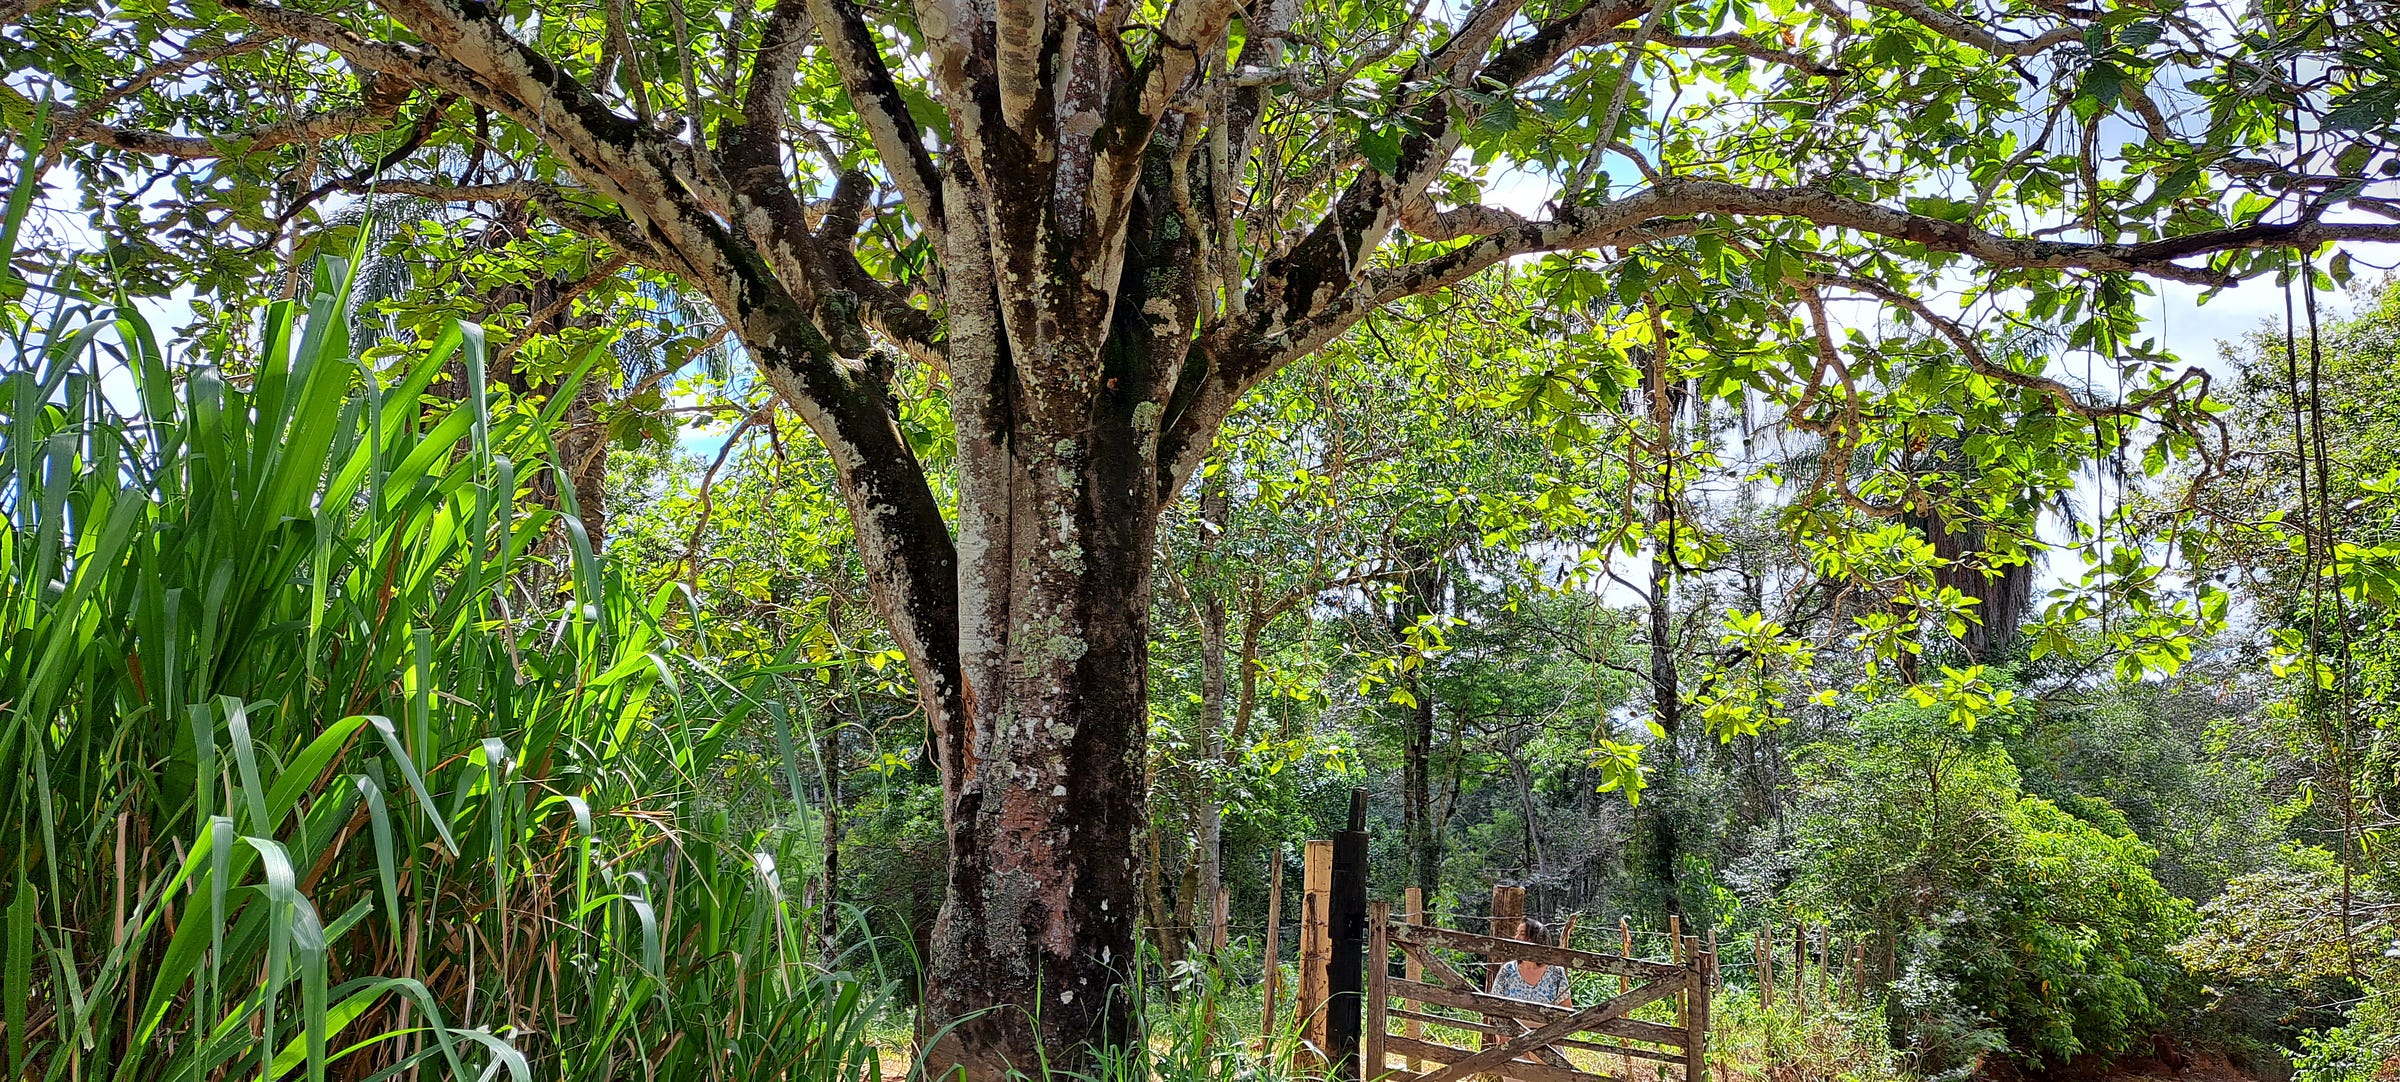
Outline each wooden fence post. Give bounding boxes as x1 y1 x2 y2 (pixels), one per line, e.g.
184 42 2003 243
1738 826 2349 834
1685 936 1709 1082
1670 915 1685 1031
1215 886 1231 952
1758 926 1773 1008
1330 791 1369 1081
1403 887 1424 1071
1263 850 1285 1040
1619 916 1633 993
1367 901 1390 1080
1817 926 1831 1003
1301 840 1333 1055
1484 884 1524 1072
1490 883 1524 939
1792 921 1807 1015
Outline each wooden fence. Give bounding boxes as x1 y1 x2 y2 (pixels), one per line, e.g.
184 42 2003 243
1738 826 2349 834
1253 878 1878 1080
1364 904 1711 1082
1751 921 1873 1012
1261 790 1716 1081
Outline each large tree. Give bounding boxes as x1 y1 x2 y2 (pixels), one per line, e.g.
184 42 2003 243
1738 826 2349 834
9 0 2398 1070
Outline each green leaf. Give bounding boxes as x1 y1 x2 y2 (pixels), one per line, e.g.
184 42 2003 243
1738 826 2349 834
1870 31 1915 66
6 879 31 1080
1474 96 1521 136
2082 62 2127 112
2325 86 2400 132
1359 125 1404 174
1617 259 1651 306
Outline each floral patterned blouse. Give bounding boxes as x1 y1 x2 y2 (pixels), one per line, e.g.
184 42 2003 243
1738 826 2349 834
1490 959 1569 1004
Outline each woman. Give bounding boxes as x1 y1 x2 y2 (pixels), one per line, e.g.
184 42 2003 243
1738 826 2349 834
1489 918 1572 1006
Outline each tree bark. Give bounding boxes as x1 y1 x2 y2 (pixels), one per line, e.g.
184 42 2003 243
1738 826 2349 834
1641 345 1686 917
913 145 1204 1076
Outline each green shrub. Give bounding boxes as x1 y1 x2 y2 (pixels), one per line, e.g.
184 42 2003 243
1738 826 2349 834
2175 846 2395 1082
1793 702 2196 1073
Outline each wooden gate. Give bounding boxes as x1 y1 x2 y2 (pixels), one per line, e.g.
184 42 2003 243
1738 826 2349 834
1361 902 1710 1082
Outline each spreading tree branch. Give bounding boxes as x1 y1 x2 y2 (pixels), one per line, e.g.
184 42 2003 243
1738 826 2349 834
803 0 946 231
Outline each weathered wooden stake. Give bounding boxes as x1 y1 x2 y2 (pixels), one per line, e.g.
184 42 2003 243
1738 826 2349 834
1619 916 1634 994
1490 883 1525 939
1793 921 1807 1015
1758 926 1774 1008
1301 840 1333 1053
1686 935 1710 1082
1484 884 1526 1075
1671 916 1686 1030
1818 925 1831 1002
1262 850 1285 1040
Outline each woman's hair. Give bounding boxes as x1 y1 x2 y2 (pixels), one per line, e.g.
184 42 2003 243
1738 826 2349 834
1516 917 1548 943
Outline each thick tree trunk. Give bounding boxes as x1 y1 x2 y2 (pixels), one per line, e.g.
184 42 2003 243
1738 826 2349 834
556 377 610 546
1919 510 2034 660
919 458 1160 1074
910 154 1201 1076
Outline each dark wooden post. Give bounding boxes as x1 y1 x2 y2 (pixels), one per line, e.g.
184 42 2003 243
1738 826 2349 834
1329 789 1370 1080
1619 915 1633 994
1670 915 1686 1031
1818 925 1831 1002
